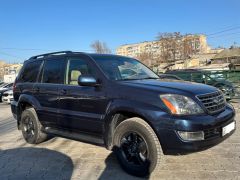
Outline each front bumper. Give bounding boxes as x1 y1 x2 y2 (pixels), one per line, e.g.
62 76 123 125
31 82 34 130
156 105 236 154
2 97 13 104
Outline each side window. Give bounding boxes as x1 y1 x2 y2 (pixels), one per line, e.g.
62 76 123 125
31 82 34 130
66 58 93 85
42 59 65 84
19 60 42 83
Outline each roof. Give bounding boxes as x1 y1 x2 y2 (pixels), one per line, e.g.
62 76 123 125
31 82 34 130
26 51 127 62
212 48 240 59
189 63 231 70
191 53 217 61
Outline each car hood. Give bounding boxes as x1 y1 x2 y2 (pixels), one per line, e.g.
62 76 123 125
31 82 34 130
118 79 218 95
0 88 9 92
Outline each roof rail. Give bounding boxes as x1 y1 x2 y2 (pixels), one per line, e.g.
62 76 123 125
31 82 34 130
29 51 72 60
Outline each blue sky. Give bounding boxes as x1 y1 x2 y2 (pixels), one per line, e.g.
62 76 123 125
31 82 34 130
0 0 240 63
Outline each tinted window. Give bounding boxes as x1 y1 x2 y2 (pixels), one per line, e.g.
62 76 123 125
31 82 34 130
66 58 93 85
42 59 65 84
19 60 42 83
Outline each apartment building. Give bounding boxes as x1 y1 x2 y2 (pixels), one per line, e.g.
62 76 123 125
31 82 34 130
116 34 209 63
0 61 22 81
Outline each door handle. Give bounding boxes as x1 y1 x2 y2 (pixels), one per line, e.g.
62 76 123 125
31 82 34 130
60 89 67 95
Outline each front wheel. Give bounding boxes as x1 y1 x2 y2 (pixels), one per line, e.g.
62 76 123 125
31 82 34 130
113 117 163 177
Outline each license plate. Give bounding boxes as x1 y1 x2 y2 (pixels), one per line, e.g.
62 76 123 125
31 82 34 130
222 122 235 136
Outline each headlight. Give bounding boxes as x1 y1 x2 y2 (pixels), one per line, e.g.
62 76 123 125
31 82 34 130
160 94 204 115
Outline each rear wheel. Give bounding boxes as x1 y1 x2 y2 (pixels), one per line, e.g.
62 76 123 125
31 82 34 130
113 117 163 177
21 107 48 144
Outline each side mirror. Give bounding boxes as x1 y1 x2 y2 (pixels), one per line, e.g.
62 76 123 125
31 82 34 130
78 76 99 87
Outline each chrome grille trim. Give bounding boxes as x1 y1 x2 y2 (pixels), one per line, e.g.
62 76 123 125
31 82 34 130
196 91 226 114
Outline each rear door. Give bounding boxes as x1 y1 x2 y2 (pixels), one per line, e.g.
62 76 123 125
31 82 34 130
33 58 65 128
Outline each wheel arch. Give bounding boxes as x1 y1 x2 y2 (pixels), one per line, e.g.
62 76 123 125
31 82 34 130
16 94 41 129
104 106 163 150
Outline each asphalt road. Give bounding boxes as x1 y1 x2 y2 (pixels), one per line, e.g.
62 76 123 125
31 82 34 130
0 102 239 180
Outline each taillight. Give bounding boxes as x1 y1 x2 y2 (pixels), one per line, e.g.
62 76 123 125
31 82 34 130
13 81 16 93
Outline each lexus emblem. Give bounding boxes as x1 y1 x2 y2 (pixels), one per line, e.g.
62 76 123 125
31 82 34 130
213 97 221 104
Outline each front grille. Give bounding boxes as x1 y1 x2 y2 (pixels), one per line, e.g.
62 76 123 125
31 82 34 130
197 91 226 114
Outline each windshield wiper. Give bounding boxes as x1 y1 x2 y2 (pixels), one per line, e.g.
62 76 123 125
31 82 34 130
120 78 141 81
120 77 159 81
140 77 159 80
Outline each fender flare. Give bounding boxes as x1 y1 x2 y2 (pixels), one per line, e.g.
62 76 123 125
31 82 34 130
103 99 163 149
16 94 42 125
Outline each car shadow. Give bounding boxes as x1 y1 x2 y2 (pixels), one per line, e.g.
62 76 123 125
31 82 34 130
99 152 149 180
0 147 73 180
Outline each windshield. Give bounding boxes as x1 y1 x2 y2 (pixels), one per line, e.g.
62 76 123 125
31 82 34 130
92 55 159 80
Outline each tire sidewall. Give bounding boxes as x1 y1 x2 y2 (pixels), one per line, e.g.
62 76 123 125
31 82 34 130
21 109 39 144
113 119 160 177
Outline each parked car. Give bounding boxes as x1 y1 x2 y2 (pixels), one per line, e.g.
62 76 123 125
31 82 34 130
158 74 183 81
2 89 13 104
166 69 235 100
0 83 13 102
0 82 7 88
0 82 5 86
11 51 236 177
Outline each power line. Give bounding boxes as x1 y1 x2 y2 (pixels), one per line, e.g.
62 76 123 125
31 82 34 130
204 24 238 35
0 50 22 59
0 47 94 52
207 26 240 37
0 47 115 52
208 31 240 39
0 47 57 51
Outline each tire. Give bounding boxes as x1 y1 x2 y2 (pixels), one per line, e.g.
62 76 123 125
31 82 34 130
113 117 163 177
20 107 48 144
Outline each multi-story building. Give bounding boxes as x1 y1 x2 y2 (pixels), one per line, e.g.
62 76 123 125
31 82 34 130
116 41 161 58
0 61 6 81
0 61 22 82
116 34 210 67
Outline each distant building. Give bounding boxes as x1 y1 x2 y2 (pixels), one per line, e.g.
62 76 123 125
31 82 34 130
0 61 22 82
0 61 6 81
116 34 210 66
211 48 240 69
4 74 17 83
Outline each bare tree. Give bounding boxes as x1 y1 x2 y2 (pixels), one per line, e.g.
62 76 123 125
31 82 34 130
156 32 183 62
136 51 154 67
182 36 194 59
90 40 112 54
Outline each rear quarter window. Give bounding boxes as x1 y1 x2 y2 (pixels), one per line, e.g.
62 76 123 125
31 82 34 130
18 60 42 83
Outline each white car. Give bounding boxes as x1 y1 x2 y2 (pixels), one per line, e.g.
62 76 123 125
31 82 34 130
0 83 13 92
2 89 13 104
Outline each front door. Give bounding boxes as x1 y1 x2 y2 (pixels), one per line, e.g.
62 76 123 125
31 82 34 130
58 56 109 136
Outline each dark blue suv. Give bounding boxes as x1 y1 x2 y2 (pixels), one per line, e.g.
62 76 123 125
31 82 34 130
11 51 236 177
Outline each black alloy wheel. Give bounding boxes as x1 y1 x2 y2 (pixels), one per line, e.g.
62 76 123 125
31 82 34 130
113 117 163 177
120 132 149 166
21 108 48 144
22 116 35 140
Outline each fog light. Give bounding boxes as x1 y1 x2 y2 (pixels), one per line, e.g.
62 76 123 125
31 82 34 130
177 131 204 141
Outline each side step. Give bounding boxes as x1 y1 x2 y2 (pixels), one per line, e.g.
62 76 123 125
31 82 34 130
44 127 104 146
